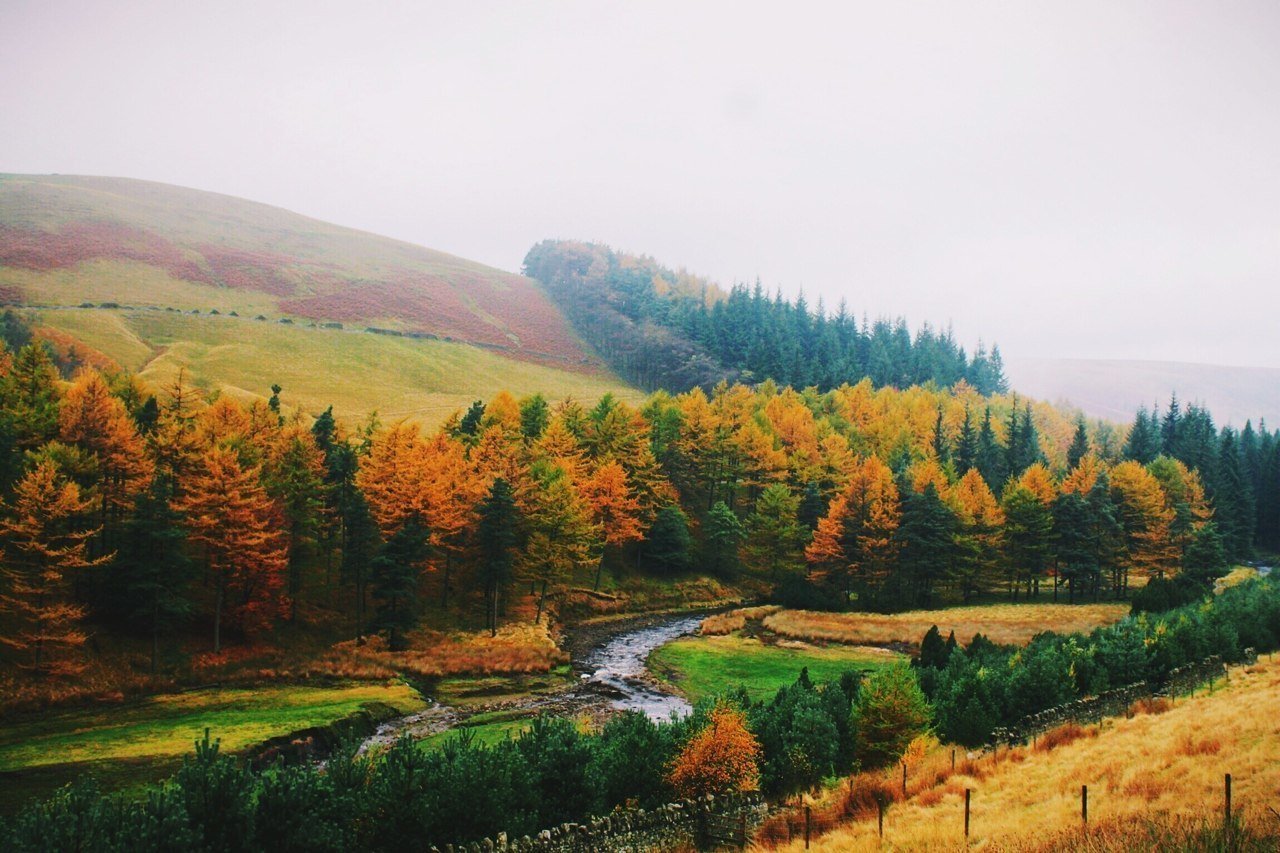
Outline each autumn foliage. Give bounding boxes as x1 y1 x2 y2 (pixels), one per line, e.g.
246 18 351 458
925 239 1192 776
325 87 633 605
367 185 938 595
668 704 762 798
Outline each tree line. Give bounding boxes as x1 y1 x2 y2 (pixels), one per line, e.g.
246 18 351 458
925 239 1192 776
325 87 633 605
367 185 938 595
523 239 1009 395
0 318 1275 677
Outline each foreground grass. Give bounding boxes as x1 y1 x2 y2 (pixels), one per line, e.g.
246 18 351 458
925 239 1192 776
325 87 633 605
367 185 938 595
766 653 1280 851
0 682 424 773
649 634 902 703
37 308 638 429
763 602 1130 649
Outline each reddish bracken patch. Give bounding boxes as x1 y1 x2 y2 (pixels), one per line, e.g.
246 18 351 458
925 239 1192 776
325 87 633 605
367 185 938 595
0 221 213 284
33 326 122 373
195 244 302 296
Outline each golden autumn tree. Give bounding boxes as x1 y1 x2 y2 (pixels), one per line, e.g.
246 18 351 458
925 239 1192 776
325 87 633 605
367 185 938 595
668 705 761 798
805 454 900 604
58 369 153 552
178 447 288 652
581 458 643 590
950 468 1004 602
0 460 103 676
518 460 597 622
1109 460 1179 591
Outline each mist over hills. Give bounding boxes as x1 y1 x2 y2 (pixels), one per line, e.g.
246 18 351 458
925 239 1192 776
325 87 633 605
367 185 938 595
1005 356 1280 428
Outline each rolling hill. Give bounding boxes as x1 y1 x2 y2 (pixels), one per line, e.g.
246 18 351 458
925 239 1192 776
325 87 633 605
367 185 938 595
1005 356 1280 428
0 174 635 425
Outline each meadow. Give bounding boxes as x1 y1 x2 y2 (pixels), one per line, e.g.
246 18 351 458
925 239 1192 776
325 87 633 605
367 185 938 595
761 653 1280 851
0 681 424 812
761 602 1131 649
35 308 639 428
648 633 902 703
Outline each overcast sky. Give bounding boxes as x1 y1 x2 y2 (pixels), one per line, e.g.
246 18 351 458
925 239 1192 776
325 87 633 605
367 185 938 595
3 1 1278 367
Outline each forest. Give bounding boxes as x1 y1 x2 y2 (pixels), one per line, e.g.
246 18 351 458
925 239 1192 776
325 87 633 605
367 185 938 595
0 300 1276 683
523 239 1011 394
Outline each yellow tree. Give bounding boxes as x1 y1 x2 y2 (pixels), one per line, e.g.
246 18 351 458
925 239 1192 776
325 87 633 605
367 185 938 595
668 705 761 798
1109 460 1179 593
581 458 643 590
519 461 597 621
0 460 103 676
58 369 153 552
950 469 1004 602
805 454 900 604
178 447 288 652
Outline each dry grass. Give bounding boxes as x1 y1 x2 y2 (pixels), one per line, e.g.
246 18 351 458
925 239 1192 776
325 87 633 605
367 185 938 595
762 653 1280 851
699 605 782 636
1128 696 1172 716
762 602 1130 648
1034 723 1097 753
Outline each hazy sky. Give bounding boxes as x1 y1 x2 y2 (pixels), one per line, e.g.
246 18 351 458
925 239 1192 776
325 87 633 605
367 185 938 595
3 1 1278 366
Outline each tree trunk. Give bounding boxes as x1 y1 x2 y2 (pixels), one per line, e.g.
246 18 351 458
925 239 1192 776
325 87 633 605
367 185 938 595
535 579 547 624
593 553 606 591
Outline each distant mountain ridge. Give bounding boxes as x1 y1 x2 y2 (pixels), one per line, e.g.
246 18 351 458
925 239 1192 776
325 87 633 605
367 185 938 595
1004 356 1280 427
0 173 598 370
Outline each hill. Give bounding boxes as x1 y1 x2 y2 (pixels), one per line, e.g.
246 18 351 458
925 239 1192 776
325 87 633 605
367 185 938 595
0 175 634 424
1005 356 1280 428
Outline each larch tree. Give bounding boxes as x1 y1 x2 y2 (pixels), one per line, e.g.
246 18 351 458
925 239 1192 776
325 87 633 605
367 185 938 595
1109 460 1179 593
805 454 900 605
177 447 288 653
949 469 1003 603
0 460 102 676
581 458 643 590
520 462 595 622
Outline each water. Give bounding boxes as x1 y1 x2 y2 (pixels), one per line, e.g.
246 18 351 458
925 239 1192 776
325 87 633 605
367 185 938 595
580 615 702 720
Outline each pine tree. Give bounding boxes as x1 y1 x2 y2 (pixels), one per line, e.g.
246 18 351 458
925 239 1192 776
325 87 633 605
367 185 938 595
1067 418 1089 471
644 505 692 574
1123 408 1160 464
0 343 61 454
339 488 379 643
893 483 957 608
975 408 1007 492
954 408 978 475
476 478 521 636
703 501 745 579
797 481 826 532
263 425 326 621
368 519 429 650
744 484 804 582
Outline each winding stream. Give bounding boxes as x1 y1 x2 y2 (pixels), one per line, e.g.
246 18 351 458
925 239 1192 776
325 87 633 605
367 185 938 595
357 613 701 753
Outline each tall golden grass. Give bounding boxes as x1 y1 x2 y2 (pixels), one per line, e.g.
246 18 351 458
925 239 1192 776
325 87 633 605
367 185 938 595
699 605 782 636
761 654 1280 851
762 602 1129 648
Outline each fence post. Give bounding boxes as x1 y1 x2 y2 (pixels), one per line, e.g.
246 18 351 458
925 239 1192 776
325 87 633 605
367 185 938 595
1081 784 1087 824
952 748 956 771
804 805 810 849
964 789 971 838
878 799 884 837
1224 773 1232 840
902 761 908 796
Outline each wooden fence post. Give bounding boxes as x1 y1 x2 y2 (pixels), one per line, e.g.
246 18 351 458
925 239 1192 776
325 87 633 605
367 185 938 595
902 761 908 796
804 805 810 849
1224 773 1232 840
951 748 956 771
964 789 971 838
1081 784 1087 824
878 799 884 838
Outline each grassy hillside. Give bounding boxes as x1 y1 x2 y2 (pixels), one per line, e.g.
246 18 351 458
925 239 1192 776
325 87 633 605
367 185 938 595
765 654 1280 851
33 307 639 428
1005 356 1280 427
0 173 603 371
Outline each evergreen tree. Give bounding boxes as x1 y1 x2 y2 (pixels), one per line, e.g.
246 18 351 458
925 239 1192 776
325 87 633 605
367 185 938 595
1123 407 1160 464
645 505 692 574
975 408 1007 492
702 501 745 578
954 408 977 475
797 481 826 532
893 484 957 608
340 488 379 643
1067 417 1089 471
1213 429 1255 560
476 478 521 636
744 484 804 581
369 519 429 650
1160 394 1181 455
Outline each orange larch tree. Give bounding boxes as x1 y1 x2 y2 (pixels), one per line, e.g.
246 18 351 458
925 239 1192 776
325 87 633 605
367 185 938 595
581 458 643 590
0 459 103 676
178 447 288 652
668 704 762 798
1109 460 1179 591
805 454 900 604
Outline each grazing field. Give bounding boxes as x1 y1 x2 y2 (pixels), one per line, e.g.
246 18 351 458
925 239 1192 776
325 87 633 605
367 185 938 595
648 634 902 703
765 654 1280 851
762 603 1131 649
35 308 638 428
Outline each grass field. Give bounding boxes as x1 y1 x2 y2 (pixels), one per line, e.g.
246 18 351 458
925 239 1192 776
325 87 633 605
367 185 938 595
648 634 903 703
762 654 1280 851
762 603 1131 649
0 682 424 773
36 308 639 428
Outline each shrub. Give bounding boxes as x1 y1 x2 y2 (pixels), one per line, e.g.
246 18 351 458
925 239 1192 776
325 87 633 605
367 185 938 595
852 664 932 768
668 704 761 798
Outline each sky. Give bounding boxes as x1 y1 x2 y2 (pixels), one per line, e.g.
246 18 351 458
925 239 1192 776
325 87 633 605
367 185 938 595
2 1 1279 367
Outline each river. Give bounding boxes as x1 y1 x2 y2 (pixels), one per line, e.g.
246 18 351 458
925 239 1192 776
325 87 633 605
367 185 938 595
357 613 701 753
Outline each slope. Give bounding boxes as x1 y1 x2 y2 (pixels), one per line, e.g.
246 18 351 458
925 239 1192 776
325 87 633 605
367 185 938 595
0 173 602 371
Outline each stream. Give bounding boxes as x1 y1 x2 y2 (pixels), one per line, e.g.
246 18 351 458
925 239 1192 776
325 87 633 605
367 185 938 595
357 613 702 753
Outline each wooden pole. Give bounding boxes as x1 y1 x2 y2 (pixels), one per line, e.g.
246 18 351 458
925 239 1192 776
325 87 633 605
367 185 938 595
902 761 908 796
878 800 884 838
804 805 811 849
1224 773 1232 839
1081 785 1088 824
952 748 956 771
964 789 971 838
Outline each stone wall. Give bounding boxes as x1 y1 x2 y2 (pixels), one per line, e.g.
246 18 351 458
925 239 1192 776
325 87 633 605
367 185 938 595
430 793 769 853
